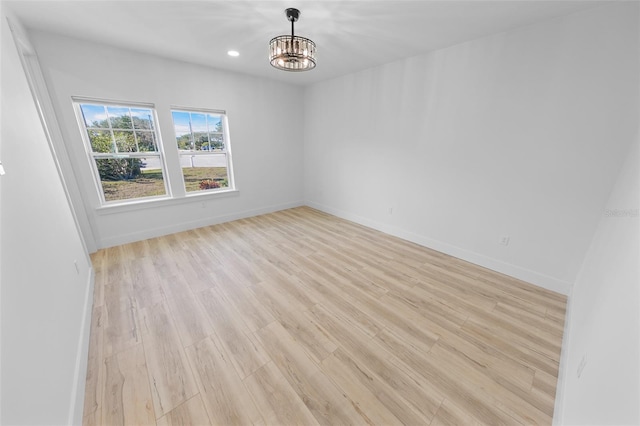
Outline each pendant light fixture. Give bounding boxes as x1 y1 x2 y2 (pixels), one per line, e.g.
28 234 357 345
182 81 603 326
269 8 316 72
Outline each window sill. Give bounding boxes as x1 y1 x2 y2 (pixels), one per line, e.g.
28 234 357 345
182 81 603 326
95 188 239 215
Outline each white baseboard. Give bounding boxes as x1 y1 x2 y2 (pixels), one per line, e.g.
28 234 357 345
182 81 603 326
67 266 95 425
552 289 575 425
98 200 304 249
307 201 571 295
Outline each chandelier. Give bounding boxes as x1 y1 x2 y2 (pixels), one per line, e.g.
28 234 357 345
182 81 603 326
269 8 316 72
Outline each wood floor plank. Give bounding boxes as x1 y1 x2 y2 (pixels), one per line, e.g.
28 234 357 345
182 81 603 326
165 287 213 348
320 349 414 426
185 336 264 425
210 271 275 333
494 301 564 338
386 285 470 329
145 236 171 259
358 262 419 293
388 352 521 425
130 259 165 310
156 395 211 426
429 341 550 424
532 369 560 412
244 361 320 426
335 280 452 349
122 239 150 261
103 291 141 358
249 282 336 363
309 303 445 423
167 250 215 293
82 305 104 426
431 398 486 426
295 270 385 337
91 251 106 309
102 344 155 426
198 287 270 379
256 321 366 425
304 253 389 300
435 330 537 398
468 307 562 358
461 316 560 375
140 302 198 418
376 318 521 425
85 206 566 426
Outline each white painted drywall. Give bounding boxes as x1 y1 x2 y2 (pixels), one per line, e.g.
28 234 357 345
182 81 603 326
556 136 639 424
0 13 93 426
303 3 639 294
29 31 305 249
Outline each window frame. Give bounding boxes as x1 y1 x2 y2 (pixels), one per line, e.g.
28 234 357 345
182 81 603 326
73 98 171 206
170 106 236 195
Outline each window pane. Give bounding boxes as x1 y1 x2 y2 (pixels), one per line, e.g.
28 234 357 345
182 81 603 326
189 113 208 151
88 130 114 153
81 104 109 128
172 111 192 150
137 131 157 152
193 132 209 151
190 113 207 133
171 111 190 135
95 157 166 202
130 108 154 130
140 155 162 170
108 107 133 129
180 154 229 192
208 133 224 150
176 136 192 151
207 114 222 132
114 131 137 152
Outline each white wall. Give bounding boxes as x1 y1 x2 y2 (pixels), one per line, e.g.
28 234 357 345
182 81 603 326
304 2 639 295
0 13 93 425
30 31 305 249
556 135 639 425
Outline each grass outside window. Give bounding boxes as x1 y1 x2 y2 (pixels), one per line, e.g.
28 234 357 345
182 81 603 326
101 167 229 201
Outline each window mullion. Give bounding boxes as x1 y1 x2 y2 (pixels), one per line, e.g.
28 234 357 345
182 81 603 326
156 108 186 198
129 110 141 152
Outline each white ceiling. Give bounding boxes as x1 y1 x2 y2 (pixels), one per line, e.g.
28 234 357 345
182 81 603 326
5 0 607 86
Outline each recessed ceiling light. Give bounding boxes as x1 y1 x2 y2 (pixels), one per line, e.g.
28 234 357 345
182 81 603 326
227 50 240 57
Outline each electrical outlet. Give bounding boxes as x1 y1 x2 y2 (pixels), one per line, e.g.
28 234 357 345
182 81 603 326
577 354 587 378
499 235 510 246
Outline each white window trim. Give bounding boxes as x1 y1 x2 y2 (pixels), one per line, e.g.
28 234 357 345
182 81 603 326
95 188 240 215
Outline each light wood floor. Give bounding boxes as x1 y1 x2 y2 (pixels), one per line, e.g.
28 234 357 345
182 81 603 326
83 206 567 425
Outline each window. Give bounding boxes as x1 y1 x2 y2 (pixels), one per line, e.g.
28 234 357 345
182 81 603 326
171 108 233 193
74 100 236 208
75 101 168 203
